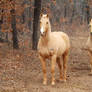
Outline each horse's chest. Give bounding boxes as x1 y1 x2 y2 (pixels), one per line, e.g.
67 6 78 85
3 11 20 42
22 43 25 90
42 47 49 54
39 46 54 58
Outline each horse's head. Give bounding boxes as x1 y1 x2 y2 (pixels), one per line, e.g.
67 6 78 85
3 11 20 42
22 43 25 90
40 14 50 36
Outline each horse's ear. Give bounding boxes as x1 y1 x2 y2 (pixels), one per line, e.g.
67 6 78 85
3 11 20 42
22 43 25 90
46 14 48 18
40 13 43 17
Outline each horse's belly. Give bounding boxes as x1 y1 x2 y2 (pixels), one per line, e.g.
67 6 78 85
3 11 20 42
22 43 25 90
49 38 67 55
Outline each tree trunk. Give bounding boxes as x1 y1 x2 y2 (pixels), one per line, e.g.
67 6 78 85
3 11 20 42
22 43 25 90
0 15 3 38
64 3 67 18
21 12 25 24
86 1 90 24
28 6 32 30
32 0 41 50
70 6 75 23
11 9 19 49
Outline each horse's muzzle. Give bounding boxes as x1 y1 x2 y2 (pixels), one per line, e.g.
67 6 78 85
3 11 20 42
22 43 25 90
40 31 46 37
41 33 45 37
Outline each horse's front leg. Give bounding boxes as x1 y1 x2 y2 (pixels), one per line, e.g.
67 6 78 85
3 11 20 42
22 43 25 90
51 55 56 85
39 56 47 85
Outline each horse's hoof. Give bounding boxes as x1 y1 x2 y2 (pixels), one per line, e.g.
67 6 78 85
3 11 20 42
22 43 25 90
51 81 55 86
59 78 63 82
43 81 47 85
63 79 66 82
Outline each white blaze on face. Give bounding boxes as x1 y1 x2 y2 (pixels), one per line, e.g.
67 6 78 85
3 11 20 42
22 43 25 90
40 26 44 34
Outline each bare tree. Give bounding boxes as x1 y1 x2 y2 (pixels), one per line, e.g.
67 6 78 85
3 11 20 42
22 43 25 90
32 0 41 50
10 1 19 49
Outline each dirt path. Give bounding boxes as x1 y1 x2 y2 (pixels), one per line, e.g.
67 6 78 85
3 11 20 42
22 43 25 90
0 25 92 92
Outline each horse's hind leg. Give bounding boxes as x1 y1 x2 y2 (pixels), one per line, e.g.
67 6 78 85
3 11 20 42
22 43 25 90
63 50 69 82
56 57 63 81
39 56 47 85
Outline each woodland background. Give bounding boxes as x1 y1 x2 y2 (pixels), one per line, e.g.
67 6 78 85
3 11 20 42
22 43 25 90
0 0 92 92
0 0 91 49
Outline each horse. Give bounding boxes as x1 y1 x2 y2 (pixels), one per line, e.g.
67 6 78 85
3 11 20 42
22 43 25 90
37 14 70 85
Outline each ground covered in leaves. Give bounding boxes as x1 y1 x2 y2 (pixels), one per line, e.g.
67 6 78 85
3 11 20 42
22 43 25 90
0 24 92 92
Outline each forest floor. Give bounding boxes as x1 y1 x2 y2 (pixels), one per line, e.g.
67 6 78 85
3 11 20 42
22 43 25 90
0 24 92 92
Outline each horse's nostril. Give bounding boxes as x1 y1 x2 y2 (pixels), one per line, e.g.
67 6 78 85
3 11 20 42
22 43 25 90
41 32 45 36
41 33 44 36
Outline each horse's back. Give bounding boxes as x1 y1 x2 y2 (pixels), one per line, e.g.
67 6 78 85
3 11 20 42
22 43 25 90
51 32 70 49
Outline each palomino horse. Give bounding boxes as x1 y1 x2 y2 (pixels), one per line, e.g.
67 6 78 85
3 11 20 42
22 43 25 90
37 14 70 85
